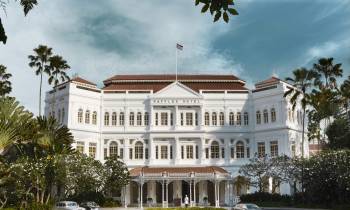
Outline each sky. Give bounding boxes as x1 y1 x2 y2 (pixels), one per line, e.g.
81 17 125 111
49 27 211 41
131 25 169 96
0 0 350 115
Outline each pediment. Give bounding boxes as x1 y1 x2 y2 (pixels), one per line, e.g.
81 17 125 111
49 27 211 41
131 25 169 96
152 81 202 98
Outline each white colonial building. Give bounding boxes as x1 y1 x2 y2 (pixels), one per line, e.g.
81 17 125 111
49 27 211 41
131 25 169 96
45 74 308 207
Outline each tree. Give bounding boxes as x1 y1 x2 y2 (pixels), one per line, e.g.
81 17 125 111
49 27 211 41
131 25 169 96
339 76 350 123
284 68 318 158
28 45 53 116
103 155 130 196
47 55 70 112
313 57 343 89
0 0 38 44
326 118 350 149
0 65 12 96
194 0 238 23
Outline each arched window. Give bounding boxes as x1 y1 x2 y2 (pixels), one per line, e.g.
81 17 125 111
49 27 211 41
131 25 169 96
236 112 242 125
219 112 224 126
119 112 125 125
137 112 142 126
229 112 234 125
109 142 118 157
104 112 110 126
78 109 83 123
263 109 269 123
92 111 97 125
112 112 117 126
58 109 61 122
212 112 217 126
62 108 65 122
236 141 245 158
129 112 135 126
85 110 90 124
244 112 249 125
256 111 261 124
135 142 143 159
144 112 149 126
210 141 220 158
271 108 276 122
204 112 210 126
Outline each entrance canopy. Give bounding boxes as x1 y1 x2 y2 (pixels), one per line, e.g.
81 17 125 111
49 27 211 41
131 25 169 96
130 166 231 181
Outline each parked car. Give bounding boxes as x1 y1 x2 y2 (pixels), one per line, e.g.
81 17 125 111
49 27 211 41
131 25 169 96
80 201 100 210
54 201 86 210
233 203 262 210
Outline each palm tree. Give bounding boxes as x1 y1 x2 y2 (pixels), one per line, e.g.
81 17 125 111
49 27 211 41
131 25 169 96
0 97 33 152
284 68 318 158
47 55 70 114
313 57 343 89
340 76 350 123
28 45 53 116
0 65 12 97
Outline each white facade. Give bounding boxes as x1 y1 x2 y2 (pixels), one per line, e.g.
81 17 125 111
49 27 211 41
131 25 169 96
45 75 308 206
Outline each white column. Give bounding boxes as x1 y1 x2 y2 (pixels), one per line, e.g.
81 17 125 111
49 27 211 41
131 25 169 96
189 181 192 206
193 181 196 206
140 182 143 209
166 181 169 207
175 105 179 127
175 137 180 164
149 137 154 165
162 181 165 208
214 181 218 207
125 184 130 208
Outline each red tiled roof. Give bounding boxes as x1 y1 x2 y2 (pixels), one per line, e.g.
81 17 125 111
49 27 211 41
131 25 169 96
104 74 242 83
71 76 96 86
129 166 228 176
255 76 280 89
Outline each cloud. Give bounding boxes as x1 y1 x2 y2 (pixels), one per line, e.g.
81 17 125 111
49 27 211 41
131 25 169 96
0 0 245 115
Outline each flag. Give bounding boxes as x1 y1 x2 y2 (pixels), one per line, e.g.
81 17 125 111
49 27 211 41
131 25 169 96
176 43 183 50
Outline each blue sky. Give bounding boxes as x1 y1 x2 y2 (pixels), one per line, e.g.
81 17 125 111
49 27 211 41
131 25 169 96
0 0 349 114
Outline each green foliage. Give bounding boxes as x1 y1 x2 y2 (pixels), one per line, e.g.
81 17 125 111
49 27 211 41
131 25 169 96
0 65 12 97
102 198 121 207
195 0 238 23
68 191 105 206
0 18 6 44
103 155 130 195
240 192 292 204
326 118 350 149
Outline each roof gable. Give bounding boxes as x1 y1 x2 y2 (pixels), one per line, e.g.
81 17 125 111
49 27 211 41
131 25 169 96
153 81 202 98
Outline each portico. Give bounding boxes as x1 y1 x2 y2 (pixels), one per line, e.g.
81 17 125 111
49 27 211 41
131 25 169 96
124 166 239 208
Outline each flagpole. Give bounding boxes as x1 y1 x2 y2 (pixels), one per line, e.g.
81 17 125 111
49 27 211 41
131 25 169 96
176 47 178 82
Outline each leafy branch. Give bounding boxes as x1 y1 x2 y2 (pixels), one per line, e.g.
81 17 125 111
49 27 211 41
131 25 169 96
195 0 239 23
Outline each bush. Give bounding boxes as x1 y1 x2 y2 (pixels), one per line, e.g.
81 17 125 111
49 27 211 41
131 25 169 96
102 197 121 207
67 191 106 206
240 192 292 204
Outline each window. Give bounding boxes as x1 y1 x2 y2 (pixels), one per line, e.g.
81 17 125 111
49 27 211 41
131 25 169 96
92 111 97 125
58 109 61 122
180 113 184 126
62 108 65 122
236 112 241 125
104 112 109 126
161 145 168 159
221 148 225 158
195 146 199 159
144 112 149 126
76 141 84 153
205 148 209 159
104 148 107 159
145 148 149 159
186 145 193 159
297 111 300 124
263 109 269 123
120 148 124 159
258 142 265 158
219 112 224 126
270 141 278 157
186 113 193 126
271 108 276 122
89 143 97 158
210 141 219 158
129 148 133 159
112 112 117 126
236 141 244 158
155 113 159 126
231 147 234 158
229 112 234 125
78 109 83 123
244 112 249 125
205 112 210 125
85 110 90 124
155 146 159 159
291 144 296 157
195 113 198 126
135 142 143 159
137 112 142 126
256 111 261 124
181 146 184 159
212 112 217 126
109 142 118 157
170 146 173 159
119 112 125 125
246 147 250 158
161 112 168 126
129 112 134 126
